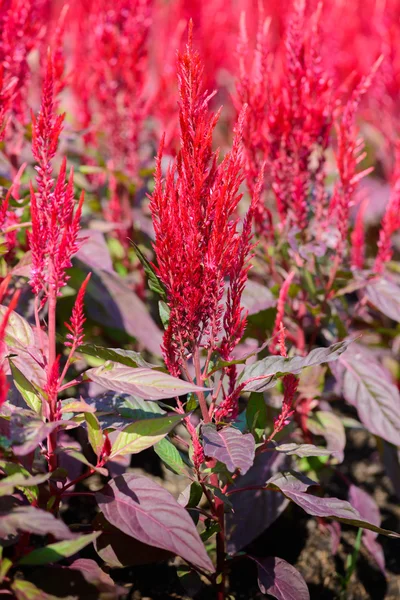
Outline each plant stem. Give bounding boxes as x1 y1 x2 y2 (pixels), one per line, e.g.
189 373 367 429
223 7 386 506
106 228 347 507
3 221 32 234
192 347 226 596
193 347 211 423
47 287 58 472
212 474 226 600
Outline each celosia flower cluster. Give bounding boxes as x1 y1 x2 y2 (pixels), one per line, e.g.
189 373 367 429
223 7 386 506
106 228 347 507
70 0 151 179
0 277 19 407
236 2 334 235
29 55 84 299
0 0 50 148
150 26 260 376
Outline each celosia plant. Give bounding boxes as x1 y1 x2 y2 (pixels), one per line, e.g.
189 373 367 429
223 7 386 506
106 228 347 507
0 2 400 599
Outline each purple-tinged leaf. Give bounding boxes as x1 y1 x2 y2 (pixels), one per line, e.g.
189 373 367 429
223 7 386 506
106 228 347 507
0 472 51 496
0 304 34 347
337 348 400 446
96 473 214 572
178 482 203 508
365 278 400 322
236 280 276 315
10 414 70 456
60 399 96 414
240 341 352 392
78 343 157 368
268 471 400 538
93 512 172 568
298 365 326 398
9 360 42 414
253 556 310 600
9 250 32 278
306 411 346 463
107 453 130 478
86 362 210 400
9 347 47 390
0 504 75 540
57 448 108 476
57 433 83 487
273 443 337 458
76 229 114 273
110 413 184 458
69 558 122 597
88 392 165 431
382 441 400 499
11 579 67 600
202 425 255 474
326 521 341 555
226 452 289 554
349 484 386 573
19 532 100 565
84 268 163 356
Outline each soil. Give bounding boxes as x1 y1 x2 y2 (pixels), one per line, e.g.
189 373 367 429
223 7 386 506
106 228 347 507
62 427 400 600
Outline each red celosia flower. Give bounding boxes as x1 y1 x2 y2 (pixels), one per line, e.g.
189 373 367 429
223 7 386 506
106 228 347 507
186 418 204 470
45 354 60 403
0 163 26 258
236 2 334 234
0 279 20 408
374 157 400 273
351 198 368 270
29 53 84 299
99 431 112 465
70 0 151 179
0 0 50 143
150 25 260 376
65 274 91 349
272 373 297 434
269 271 295 354
330 70 379 258
215 382 246 422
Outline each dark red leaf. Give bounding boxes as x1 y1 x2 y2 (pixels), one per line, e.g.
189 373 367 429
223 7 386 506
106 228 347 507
96 474 214 572
202 425 255 474
253 556 310 600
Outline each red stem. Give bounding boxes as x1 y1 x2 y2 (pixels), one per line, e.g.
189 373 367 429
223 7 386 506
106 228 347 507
193 347 211 423
192 348 226 597
47 288 58 472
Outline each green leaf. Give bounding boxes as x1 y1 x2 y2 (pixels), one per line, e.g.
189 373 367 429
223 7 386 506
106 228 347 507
200 521 220 542
205 485 234 511
78 343 156 368
10 360 42 414
19 532 101 566
246 393 267 439
178 482 203 508
185 394 198 412
0 557 12 584
154 437 187 475
158 301 170 329
132 242 166 300
79 165 105 175
12 578 74 600
0 461 50 502
60 398 96 414
85 413 103 457
110 413 185 458
0 471 51 497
